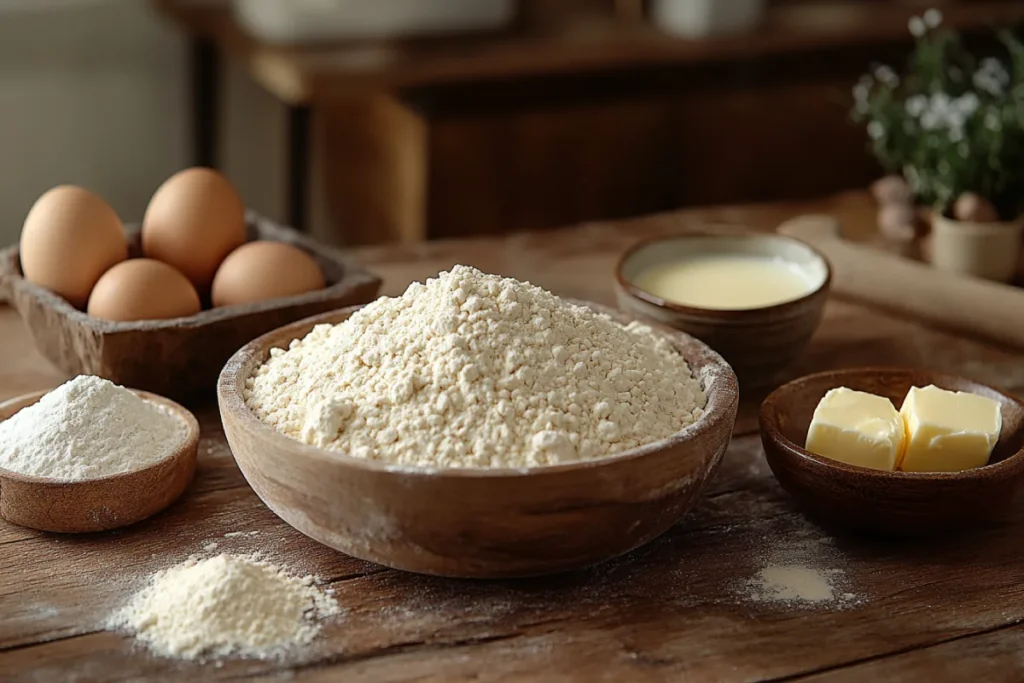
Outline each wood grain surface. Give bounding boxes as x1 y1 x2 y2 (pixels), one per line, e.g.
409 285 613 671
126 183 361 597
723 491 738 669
3 192 1024 681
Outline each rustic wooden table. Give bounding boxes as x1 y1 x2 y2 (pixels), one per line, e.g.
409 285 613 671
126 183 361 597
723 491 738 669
3 192 1024 681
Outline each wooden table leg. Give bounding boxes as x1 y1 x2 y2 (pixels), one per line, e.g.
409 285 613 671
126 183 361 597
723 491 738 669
189 37 220 168
287 105 311 232
318 95 428 245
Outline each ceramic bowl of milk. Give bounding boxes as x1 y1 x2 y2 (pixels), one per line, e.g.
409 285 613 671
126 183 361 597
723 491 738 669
615 231 831 390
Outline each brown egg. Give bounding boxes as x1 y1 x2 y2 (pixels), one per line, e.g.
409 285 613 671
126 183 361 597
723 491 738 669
953 192 1000 223
212 241 326 307
87 259 201 322
870 175 912 206
141 167 246 292
877 204 918 241
19 185 127 308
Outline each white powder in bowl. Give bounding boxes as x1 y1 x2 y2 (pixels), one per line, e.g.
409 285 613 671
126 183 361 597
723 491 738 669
110 554 339 661
0 375 185 481
245 265 706 469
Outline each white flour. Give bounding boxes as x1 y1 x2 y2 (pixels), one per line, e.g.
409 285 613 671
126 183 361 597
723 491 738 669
110 554 339 661
746 565 842 604
245 265 706 468
0 375 184 481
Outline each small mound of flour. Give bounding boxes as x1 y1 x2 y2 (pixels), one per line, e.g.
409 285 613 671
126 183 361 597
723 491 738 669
245 265 706 468
747 564 840 604
0 375 184 480
110 554 339 661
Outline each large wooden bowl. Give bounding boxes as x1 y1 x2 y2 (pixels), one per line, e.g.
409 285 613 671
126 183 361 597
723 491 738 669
0 213 380 400
760 367 1024 535
0 389 199 533
218 301 739 578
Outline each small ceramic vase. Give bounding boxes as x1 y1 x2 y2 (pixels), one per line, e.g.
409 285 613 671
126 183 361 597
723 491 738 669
930 213 1023 282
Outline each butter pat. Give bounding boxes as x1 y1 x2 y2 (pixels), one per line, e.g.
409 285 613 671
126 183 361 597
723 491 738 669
899 385 1001 472
805 387 906 471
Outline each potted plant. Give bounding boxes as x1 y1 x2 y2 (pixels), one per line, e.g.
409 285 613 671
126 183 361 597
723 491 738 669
853 9 1024 282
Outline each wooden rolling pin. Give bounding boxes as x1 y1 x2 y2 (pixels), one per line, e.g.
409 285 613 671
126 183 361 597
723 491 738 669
778 215 1024 349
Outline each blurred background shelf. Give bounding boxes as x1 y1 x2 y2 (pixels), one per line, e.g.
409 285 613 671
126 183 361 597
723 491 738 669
161 1 1024 99
9 0 1018 247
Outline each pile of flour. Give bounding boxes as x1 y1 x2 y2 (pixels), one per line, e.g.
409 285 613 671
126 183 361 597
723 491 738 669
0 375 184 480
245 265 706 468
110 554 338 661
746 564 843 604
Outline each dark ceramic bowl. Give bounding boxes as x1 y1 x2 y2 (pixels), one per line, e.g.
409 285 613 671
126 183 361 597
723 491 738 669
615 231 830 390
760 367 1024 535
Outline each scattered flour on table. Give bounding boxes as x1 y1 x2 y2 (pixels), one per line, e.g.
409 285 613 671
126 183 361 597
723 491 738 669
0 375 184 480
110 554 338 661
738 522 859 608
224 530 260 538
746 565 842 604
245 265 707 468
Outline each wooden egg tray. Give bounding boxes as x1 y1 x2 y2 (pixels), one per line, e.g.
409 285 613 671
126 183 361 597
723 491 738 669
0 213 381 399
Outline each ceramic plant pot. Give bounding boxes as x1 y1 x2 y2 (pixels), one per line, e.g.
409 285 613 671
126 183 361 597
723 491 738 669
930 213 1023 283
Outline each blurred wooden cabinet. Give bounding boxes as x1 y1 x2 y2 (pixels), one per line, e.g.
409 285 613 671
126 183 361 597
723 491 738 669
159 0 1024 244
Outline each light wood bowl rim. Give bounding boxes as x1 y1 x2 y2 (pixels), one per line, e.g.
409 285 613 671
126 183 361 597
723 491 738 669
217 300 739 478
0 387 200 486
760 366 1024 482
615 229 833 317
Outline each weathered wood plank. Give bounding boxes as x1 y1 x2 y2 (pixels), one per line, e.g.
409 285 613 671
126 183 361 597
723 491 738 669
5 434 1024 681
4 193 1024 681
795 623 1024 682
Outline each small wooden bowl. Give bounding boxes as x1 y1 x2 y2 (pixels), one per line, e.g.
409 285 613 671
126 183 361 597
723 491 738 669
0 389 199 533
760 367 1024 535
0 212 381 400
218 301 739 578
615 230 831 390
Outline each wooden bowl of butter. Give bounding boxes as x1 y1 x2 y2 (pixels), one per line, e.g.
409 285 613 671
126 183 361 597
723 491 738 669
760 367 1024 535
615 230 831 390
218 272 739 578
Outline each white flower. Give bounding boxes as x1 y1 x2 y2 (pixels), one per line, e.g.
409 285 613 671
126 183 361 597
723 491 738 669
955 92 979 115
853 82 870 103
945 111 966 131
923 8 943 28
904 165 920 191
984 110 1002 131
905 95 928 117
980 58 1007 78
949 126 963 142
921 110 940 130
973 58 1009 96
874 65 899 87
867 121 885 140
958 142 969 158
909 16 926 37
